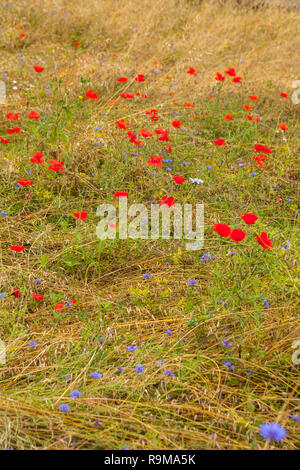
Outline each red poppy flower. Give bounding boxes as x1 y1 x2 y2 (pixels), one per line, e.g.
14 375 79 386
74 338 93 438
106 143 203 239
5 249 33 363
18 178 33 186
279 123 288 131
215 72 225 81
114 191 128 199
246 115 253 121
31 294 44 301
73 42 80 46
256 232 272 249
224 115 234 120
6 128 21 134
11 245 25 252
159 196 175 207
214 139 226 146
253 154 266 168
54 304 64 310
187 67 197 76
30 152 44 163
48 159 64 171
280 92 288 99
126 131 142 146
135 74 145 81
0 136 9 144
172 120 182 129
173 176 186 184
115 119 129 130
74 211 88 221
140 129 153 137
19 33 26 38
147 155 163 167
249 95 258 101
120 91 134 99
253 144 272 154
224 67 236 77
12 288 21 298
184 102 194 108
155 128 169 141
244 104 253 111
232 76 242 83
85 89 98 100
213 223 231 238
230 229 247 243
7 112 20 120
241 213 258 225
116 77 127 83
28 110 40 119
33 65 44 73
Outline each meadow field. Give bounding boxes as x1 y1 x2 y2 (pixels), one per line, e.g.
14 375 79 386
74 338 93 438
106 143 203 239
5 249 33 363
0 0 299 451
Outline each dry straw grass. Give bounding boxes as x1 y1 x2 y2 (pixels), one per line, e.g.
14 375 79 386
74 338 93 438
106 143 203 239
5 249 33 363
0 0 299 451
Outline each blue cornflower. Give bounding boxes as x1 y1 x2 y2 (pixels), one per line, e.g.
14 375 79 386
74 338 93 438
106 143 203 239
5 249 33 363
1 211 8 217
188 279 197 286
34 279 41 284
28 341 38 347
59 404 70 412
121 441 130 450
70 390 81 399
143 273 152 279
118 367 124 373
201 252 211 262
224 361 234 371
90 372 102 379
0 293 5 299
264 300 270 309
127 345 138 352
222 338 233 348
136 364 144 374
164 329 172 336
246 368 253 376
282 240 290 250
290 414 300 422
164 369 175 378
259 422 286 442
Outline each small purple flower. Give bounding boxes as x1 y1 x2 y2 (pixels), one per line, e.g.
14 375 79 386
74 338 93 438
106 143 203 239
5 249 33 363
164 369 175 378
223 361 234 371
136 364 144 374
222 338 233 348
164 329 172 336
290 414 300 422
121 441 130 450
59 404 70 412
90 372 102 379
188 279 197 286
127 345 138 352
259 422 286 442
70 390 81 399
143 273 152 279
28 341 38 347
